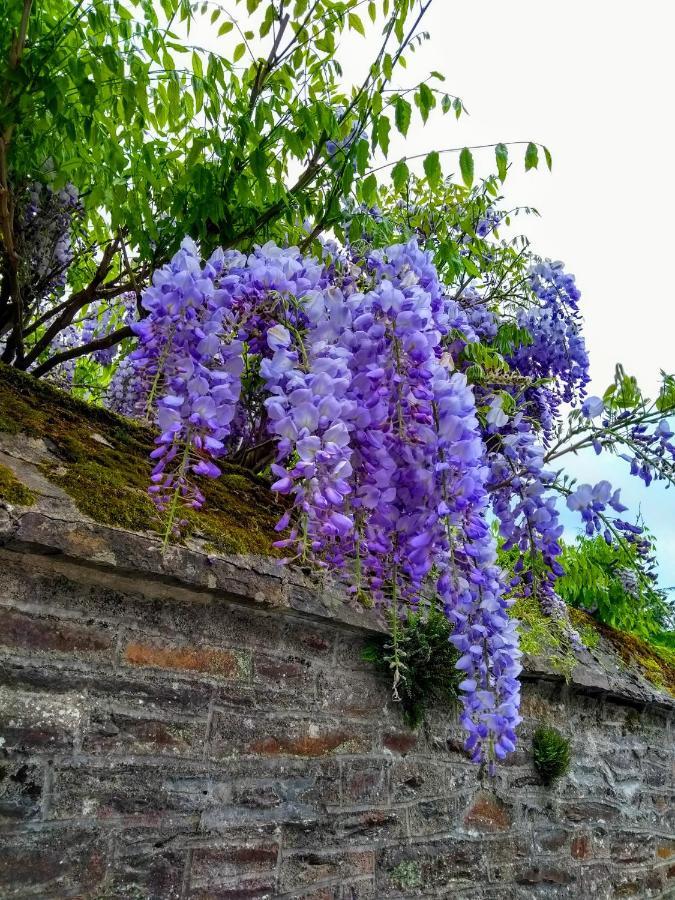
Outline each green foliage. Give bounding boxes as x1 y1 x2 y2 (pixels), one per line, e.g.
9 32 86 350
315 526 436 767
557 534 674 647
363 603 460 729
2 0 465 380
532 725 571 784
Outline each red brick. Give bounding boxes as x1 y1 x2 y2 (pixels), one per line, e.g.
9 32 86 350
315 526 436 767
463 792 512 833
249 731 360 757
191 842 280 884
124 641 250 679
571 833 592 859
657 842 675 859
253 651 314 690
382 730 417 754
342 760 388 804
209 709 371 758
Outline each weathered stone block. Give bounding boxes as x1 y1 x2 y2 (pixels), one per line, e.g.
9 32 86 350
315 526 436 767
408 796 467 838
253 650 316 695
49 760 215 820
190 841 280 887
280 850 374 892
610 830 655 864
532 826 571 853
189 874 278 899
0 685 84 751
341 759 389 805
284 807 407 850
516 865 576 886
0 827 106 896
209 708 372 758
0 606 115 657
106 848 185 900
389 757 447 801
0 758 43 823
83 705 207 757
562 799 621 824
377 838 485 890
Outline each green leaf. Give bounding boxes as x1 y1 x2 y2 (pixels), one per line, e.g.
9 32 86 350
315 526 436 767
394 97 411 136
463 257 480 277
361 172 377 205
233 43 246 63
355 138 369 175
192 51 203 79
392 158 409 192
543 145 553 170
377 115 391 156
459 147 474 187
525 142 539 171
383 53 393 81
423 150 441 188
218 20 234 36
495 143 508 182
417 82 435 124
348 12 365 35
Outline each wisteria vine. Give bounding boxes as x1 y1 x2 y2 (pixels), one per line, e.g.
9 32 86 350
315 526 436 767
104 230 673 769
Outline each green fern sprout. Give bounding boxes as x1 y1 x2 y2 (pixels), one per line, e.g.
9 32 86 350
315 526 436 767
363 603 460 729
532 725 571 784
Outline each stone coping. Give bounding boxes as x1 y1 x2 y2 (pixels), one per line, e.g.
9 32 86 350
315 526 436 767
0 498 672 714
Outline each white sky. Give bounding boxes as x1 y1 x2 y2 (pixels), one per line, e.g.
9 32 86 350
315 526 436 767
190 0 675 586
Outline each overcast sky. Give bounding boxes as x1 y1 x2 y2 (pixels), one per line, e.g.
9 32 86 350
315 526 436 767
192 1 674 586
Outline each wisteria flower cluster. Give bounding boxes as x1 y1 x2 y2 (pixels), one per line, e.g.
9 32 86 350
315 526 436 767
508 260 590 440
120 236 523 766
20 181 83 305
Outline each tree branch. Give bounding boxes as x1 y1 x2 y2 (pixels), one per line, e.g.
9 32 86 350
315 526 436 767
30 324 133 378
20 236 120 369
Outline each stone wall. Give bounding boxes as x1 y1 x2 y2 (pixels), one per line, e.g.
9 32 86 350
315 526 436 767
0 510 673 900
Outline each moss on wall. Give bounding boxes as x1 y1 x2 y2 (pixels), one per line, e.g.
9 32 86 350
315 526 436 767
0 364 282 555
597 621 675 696
0 463 36 506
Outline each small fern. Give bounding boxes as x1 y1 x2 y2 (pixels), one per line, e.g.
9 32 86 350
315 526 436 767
363 603 459 729
532 725 571 784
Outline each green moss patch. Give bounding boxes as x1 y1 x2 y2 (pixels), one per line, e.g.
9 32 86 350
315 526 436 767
0 463 36 506
594 619 675 696
0 364 282 554
509 595 578 680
